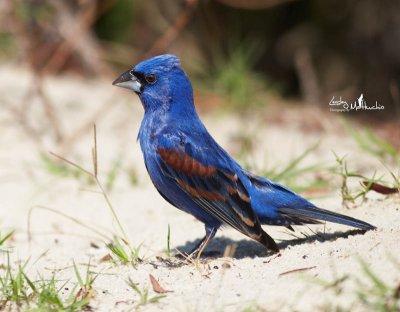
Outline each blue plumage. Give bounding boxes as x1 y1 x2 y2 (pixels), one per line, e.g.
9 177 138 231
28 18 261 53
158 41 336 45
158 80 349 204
113 54 375 256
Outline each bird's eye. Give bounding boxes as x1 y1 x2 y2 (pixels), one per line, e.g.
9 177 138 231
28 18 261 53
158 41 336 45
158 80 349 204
145 74 157 84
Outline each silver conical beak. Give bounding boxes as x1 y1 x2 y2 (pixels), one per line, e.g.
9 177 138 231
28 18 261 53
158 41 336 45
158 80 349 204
112 70 142 93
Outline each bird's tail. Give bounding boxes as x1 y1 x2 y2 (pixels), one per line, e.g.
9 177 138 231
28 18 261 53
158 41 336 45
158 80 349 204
278 206 376 230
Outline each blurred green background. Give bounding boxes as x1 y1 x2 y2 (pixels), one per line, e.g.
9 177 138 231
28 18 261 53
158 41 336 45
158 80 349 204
1 0 399 118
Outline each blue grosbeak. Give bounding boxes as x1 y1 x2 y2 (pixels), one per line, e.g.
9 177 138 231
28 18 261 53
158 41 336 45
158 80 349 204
113 54 375 257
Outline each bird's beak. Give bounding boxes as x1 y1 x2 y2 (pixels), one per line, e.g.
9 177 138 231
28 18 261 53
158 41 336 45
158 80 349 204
112 69 142 93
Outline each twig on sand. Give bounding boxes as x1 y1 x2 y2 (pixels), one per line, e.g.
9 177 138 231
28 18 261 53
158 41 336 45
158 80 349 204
279 266 317 277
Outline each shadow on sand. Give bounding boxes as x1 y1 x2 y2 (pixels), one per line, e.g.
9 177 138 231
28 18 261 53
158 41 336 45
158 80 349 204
175 229 369 259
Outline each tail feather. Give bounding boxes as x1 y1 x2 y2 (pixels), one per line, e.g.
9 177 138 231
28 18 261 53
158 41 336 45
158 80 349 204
278 206 376 230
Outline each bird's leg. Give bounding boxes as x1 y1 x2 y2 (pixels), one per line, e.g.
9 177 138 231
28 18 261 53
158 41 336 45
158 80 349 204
187 226 217 259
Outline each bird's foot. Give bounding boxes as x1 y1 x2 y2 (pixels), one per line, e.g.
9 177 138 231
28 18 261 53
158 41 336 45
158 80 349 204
167 227 218 263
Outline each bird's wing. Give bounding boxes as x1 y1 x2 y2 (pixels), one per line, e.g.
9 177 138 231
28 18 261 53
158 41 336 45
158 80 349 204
156 133 278 251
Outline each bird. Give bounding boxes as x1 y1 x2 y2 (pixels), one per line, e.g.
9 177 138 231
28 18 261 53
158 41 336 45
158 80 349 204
113 54 375 257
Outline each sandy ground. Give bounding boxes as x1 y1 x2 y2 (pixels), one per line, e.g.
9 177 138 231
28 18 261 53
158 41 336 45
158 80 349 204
0 65 399 311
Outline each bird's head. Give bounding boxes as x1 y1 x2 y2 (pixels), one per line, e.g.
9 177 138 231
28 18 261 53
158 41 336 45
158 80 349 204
113 54 194 115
